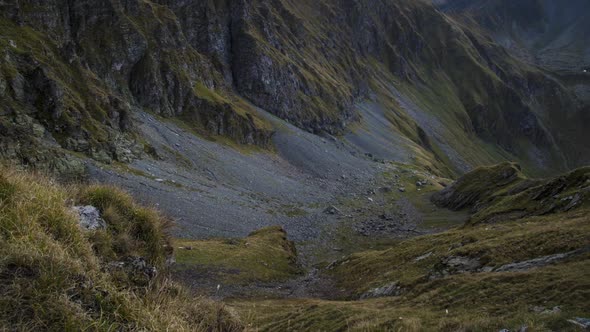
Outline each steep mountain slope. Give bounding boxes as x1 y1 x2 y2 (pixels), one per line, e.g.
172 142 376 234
438 0 590 74
1 0 587 178
1 2 589 330
434 0 590 172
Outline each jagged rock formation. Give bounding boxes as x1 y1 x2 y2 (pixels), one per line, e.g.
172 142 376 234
0 0 588 175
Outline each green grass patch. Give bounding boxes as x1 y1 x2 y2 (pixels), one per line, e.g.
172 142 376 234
174 226 301 284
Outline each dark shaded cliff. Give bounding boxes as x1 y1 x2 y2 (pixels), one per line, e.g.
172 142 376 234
0 0 587 175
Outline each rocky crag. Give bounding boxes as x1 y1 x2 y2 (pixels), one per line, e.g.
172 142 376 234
1 0 588 177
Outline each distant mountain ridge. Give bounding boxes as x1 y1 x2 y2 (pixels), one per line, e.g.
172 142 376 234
437 0 590 73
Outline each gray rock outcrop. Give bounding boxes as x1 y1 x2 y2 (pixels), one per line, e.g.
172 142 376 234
360 282 402 299
73 205 106 231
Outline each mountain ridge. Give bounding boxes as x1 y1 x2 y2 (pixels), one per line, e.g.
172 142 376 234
1 0 588 177
1 1 590 330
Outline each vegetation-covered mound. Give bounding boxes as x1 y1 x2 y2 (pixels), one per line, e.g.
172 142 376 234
0 166 241 331
175 226 301 287
432 162 590 224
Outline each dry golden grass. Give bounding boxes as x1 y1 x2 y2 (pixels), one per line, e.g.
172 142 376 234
0 166 242 331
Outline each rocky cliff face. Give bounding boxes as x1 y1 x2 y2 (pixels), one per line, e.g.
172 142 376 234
0 0 587 175
434 0 590 171
438 0 590 73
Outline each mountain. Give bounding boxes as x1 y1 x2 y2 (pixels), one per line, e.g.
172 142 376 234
434 0 590 172
1 1 589 331
1 0 588 177
437 0 590 74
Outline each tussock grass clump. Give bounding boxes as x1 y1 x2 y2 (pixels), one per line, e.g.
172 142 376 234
80 185 172 268
0 167 242 331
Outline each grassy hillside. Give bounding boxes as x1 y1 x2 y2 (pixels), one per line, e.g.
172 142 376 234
174 226 301 286
1 159 588 330
0 166 241 331
234 164 590 331
432 162 590 224
436 0 590 170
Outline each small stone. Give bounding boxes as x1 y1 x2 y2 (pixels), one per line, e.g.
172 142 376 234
379 186 392 193
155 178 165 182
480 266 494 272
360 282 401 299
73 206 106 231
540 306 561 315
67 138 90 152
324 205 342 215
166 256 176 266
32 123 45 137
91 149 112 164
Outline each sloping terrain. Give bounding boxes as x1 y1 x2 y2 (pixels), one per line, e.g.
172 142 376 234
2 162 588 331
1 0 588 179
1 1 589 331
432 162 590 224
0 167 241 331
2 0 589 248
436 0 590 165
438 0 590 74
231 164 590 331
